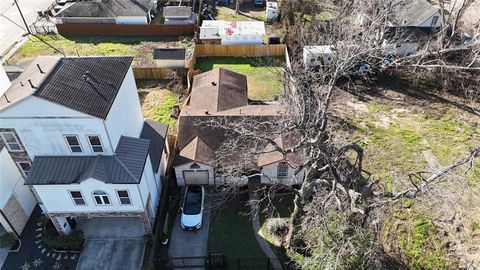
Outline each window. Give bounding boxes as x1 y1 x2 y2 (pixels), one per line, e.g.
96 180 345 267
65 135 82 153
431 16 439 27
93 191 111 205
69 191 86 206
277 162 289 179
116 190 131 205
88 135 104 153
190 163 201 169
1 132 22 151
17 161 31 176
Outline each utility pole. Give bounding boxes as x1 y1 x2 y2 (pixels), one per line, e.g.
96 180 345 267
13 0 31 34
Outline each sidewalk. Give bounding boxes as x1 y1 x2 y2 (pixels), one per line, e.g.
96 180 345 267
249 192 283 270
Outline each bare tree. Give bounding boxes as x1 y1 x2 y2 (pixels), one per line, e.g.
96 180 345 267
200 0 480 268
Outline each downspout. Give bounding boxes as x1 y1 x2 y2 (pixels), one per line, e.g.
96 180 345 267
102 120 115 154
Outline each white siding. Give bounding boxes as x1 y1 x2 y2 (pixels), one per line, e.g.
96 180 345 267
0 65 11 95
0 117 112 158
140 156 161 215
174 162 215 186
104 67 144 149
0 148 36 214
33 178 144 214
261 162 305 185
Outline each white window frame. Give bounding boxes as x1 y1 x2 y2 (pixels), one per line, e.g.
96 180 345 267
64 135 83 153
87 135 104 153
0 131 22 152
92 191 112 206
16 161 31 177
69 190 87 206
431 16 439 27
116 190 132 205
277 162 289 179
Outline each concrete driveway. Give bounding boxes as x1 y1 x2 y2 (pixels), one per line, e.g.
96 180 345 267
169 190 211 258
75 217 146 270
76 239 145 270
0 0 55 55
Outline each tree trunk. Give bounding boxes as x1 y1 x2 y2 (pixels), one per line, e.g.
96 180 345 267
235 0 240 13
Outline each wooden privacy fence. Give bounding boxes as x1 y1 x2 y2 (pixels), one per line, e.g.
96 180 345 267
56 23 195 36
193 44 286 57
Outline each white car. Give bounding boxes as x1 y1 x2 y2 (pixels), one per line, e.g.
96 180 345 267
180 185 205 231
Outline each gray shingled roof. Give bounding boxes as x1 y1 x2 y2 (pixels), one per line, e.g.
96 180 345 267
56 0 150 18
140 120 168 173
393 0 440 27
26 136 150 185
33 57 133 119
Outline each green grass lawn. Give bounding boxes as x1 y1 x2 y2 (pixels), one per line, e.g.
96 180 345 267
7 35 192 67
195 56 284 101
208 193 267 268
216 6 266 21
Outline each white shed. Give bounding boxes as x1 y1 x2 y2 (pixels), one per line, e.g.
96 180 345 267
303 45 334 67
266 1 279 22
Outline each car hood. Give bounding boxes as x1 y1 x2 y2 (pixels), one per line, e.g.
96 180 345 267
181 213 202 227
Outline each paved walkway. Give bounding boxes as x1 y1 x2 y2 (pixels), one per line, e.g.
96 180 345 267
2 206 79 270
250 192 283 270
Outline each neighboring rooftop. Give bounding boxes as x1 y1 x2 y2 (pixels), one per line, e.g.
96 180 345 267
393 0 440 27
163 6 192 18
153 48 186 60
55 0 151 18
200 20 266 40
140 119 169 173
26 136 150 185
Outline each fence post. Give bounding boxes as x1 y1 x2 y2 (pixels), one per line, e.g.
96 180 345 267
237 258 240 270
267 258 270 270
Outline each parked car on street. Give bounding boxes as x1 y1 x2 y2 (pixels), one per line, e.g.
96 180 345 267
180 185 205 230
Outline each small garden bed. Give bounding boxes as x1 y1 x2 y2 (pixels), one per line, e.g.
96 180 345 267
0 232 20 251
195 56 284 101
43 221 84 251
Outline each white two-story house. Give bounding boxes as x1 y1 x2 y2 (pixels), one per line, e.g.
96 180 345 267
0 56 169 235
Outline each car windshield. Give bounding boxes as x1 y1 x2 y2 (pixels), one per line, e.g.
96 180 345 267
183 186 202 215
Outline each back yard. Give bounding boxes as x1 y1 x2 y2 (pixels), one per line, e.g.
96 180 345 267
328 76 480 270
5 35 193 67
137 80 181 134
208 193 268 269
195 56 284 101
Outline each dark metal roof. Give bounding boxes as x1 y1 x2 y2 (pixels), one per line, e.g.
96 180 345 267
140 120 168 173
26 136 150 185
153 48 186 60
33 57 133 119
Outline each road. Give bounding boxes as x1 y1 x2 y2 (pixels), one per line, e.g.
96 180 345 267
0 0 54 55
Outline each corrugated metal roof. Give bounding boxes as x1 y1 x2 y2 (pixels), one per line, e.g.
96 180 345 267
26 136 150 185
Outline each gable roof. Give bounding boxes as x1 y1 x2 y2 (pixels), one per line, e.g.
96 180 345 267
189 68 248 113
56 0 151 18
393 0 440 27
140 119 168 173
33 57 133 119
0 56 60 111
26 136 149 185
175 136 215 166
